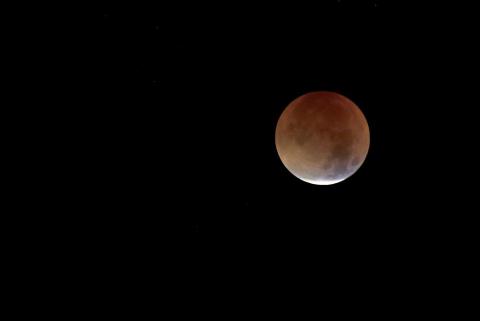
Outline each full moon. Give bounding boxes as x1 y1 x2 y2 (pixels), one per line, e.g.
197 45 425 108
275 91 370 185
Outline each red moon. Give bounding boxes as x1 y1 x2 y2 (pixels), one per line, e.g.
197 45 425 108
275 91 370 185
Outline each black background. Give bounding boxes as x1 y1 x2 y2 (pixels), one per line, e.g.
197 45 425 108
92 0 475 313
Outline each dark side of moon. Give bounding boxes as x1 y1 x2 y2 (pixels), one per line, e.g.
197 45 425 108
275 92 370 185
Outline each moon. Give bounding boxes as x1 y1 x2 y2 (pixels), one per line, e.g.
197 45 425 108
275 91 370 185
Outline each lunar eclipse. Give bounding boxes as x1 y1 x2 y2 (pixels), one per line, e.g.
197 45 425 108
275 91 370 185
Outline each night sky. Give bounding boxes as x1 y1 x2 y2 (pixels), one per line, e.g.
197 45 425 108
96 1 475 310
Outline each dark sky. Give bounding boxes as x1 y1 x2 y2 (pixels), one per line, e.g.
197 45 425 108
96 1 475 309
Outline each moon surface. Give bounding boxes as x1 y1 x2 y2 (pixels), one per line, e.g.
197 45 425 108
275 91 370 185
